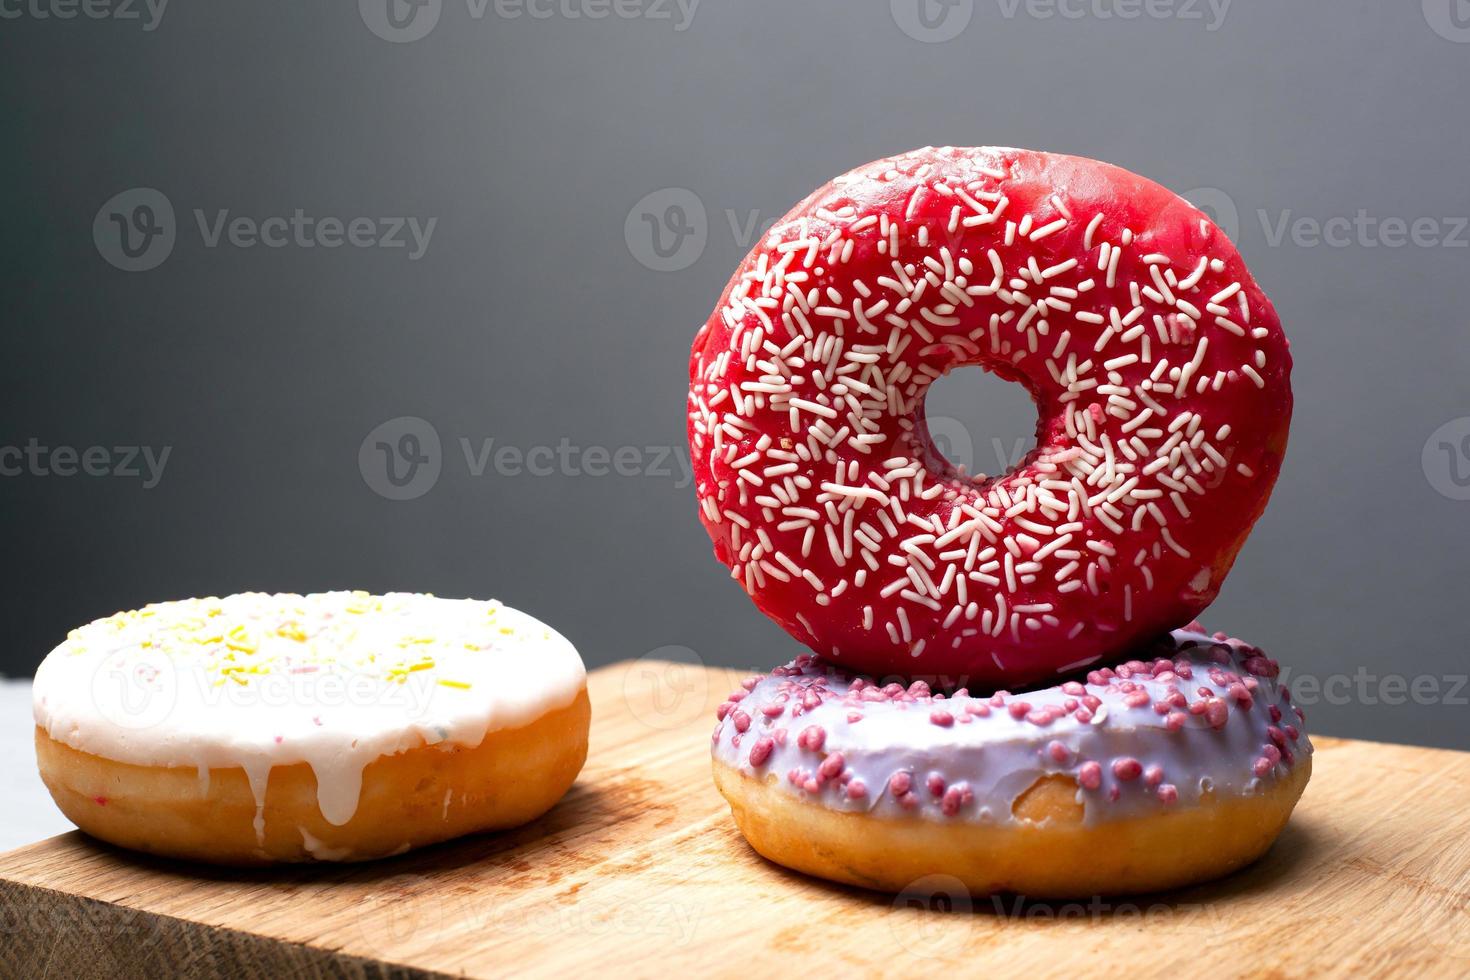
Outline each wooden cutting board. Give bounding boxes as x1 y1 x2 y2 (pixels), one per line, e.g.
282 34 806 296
3 659 1468 979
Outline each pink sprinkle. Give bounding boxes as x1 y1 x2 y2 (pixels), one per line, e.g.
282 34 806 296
797 725 826 752
926 773 946 797
1165 711 1186 732
1144 764 1164 787
889 771 912 796
818 752 846 780
1253 756 1274 777
1078 761 1103 791
749 736 774 767
715 702 732 721
1047 740 1071 764
941 783 971 817
1204 699 1229 730
274 735 284 744
761 704 784 718
846 779 868 800
1112 757 1143 781
732 710 751 733
1157 784 1178 804
1007 701 1030 720
803 777 820 793
930 709 955 727
847 711 863 723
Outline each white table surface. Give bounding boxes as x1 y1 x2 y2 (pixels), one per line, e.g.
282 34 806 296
1 679 72 853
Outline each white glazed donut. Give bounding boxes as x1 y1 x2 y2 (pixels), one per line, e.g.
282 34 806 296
711 625 1310 896
33 591 589 864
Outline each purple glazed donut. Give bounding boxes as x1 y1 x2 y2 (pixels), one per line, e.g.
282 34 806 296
710 625 1311 897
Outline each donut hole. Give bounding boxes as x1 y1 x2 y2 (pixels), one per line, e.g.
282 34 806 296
1011 773 1085 825
919 363 1042 484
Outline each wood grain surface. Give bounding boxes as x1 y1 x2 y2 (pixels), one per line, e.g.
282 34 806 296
2 660 1468 978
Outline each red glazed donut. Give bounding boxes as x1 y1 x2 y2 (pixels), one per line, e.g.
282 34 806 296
688 147 1291 686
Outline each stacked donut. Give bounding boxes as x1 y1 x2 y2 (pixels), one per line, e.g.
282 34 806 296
689 147 1310 896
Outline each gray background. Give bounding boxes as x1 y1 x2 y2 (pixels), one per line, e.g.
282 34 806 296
2 1 1468 750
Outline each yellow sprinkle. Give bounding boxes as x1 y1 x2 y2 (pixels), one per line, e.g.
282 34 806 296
437 679 471 690
276 622 308 642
